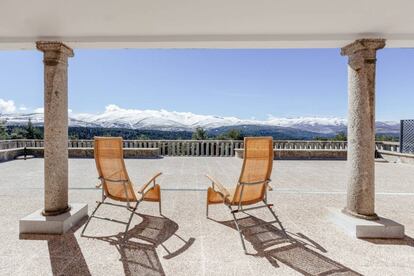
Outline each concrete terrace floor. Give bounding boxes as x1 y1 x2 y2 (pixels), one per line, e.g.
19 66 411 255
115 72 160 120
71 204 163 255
1 157 414 276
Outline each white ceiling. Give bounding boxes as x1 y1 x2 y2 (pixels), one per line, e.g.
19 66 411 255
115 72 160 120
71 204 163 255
0 0 413 49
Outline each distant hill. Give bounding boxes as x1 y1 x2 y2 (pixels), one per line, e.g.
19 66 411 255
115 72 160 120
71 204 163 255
0 105 400 139
208 125 332 140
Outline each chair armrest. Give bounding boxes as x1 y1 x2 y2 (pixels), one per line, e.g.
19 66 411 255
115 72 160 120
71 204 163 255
138 172 162 194
205 174 230 198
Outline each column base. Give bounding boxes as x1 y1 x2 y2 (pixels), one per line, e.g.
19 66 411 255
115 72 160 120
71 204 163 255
327 207 404 239
42 205 72 216
342 208 379 221
19 203 88 234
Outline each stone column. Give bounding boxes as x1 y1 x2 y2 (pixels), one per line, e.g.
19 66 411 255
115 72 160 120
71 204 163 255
36 41 74 216
341 39 385 220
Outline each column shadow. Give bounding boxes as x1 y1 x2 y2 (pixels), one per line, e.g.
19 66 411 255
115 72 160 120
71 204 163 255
19 218 91 275
362 235 414 247
212 215 362 276
85 214 195 276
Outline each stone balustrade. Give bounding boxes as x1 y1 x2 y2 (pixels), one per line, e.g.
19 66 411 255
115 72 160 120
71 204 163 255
374 141 400 152
26 147 160 159
0 139 400 158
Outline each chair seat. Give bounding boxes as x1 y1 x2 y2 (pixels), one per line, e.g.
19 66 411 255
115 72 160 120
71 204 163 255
207 186 264 206
226 188 264 206
139 184 161 202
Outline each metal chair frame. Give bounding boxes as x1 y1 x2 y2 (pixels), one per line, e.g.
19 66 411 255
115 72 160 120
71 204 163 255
207 179 287 254
81 176 161 239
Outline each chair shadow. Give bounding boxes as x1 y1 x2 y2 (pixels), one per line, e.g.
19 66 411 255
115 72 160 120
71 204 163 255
86 213 195 276
212 215 362 276
20 217 91 275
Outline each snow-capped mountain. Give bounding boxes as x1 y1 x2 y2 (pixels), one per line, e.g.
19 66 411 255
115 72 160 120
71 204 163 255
72 105 249 131
0 105 400 135
267 116 348 134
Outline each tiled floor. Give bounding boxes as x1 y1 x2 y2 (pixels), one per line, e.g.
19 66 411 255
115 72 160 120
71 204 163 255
1 157 414 275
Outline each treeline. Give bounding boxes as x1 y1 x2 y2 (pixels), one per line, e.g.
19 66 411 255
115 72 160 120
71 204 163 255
0 120 398 141
68 127 193 140
1 123 245 141
1 119 42 139
314 131 399 142
1 120 193 140
192 127 244 140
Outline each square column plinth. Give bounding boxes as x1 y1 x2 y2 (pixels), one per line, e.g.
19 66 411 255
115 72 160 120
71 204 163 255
328 208 404 239
19 203 88 234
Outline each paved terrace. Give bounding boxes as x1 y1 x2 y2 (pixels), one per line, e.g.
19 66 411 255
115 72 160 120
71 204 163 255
1 157 414 275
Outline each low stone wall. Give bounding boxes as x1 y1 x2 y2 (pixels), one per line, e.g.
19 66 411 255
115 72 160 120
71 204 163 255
0 148 25 162
235 148 347 160
378 150 414 165
26 147 160 159
124 148 160 159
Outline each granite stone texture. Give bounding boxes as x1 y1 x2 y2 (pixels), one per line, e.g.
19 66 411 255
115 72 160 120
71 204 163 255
341 39 386 220
36 41 74 216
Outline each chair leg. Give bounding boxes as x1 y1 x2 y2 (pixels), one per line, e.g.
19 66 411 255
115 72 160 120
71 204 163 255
158 199 162 215
206 189 211 218
81 201 103 237
206 202 209 218
158 187 162 215
123 203 139 240
264 201 289 238
229 207 248 254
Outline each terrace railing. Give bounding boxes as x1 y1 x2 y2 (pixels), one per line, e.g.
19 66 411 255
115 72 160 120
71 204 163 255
0 139 399 156
0 139 45 150
0 139 400 156
375 141 400 153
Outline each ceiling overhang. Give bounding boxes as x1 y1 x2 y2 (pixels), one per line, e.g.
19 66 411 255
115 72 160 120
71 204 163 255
0 0 413 50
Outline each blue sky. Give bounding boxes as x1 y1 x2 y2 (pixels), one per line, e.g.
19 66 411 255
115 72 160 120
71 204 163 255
0 48 413 121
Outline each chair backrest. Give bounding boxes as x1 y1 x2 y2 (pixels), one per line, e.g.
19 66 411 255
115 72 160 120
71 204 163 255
232 137 273 205
94 137 137 202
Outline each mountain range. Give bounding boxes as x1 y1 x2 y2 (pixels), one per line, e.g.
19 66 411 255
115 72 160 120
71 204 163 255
0 105 400 137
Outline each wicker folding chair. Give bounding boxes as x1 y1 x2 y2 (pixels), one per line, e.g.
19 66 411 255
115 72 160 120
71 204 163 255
206 137 286 253
82 137 162 238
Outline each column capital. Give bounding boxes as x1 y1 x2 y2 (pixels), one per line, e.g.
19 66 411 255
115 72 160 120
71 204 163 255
341 39 385 70
341 38 386 56
36 41 74 65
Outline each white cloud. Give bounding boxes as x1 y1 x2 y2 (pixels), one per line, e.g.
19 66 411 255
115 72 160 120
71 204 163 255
19 106 27 111
0 99 16 114
105 104 122 112
34 107 44 113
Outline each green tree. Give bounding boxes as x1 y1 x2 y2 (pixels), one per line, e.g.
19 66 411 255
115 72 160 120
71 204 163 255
69 133 79 140
0 120 8 140
26 118 42 139
10 127 27 139
375 134 398 142
226 129 243 140
332 132 347 141
217 129 244 140
192 127 208 140
137 134 150 140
